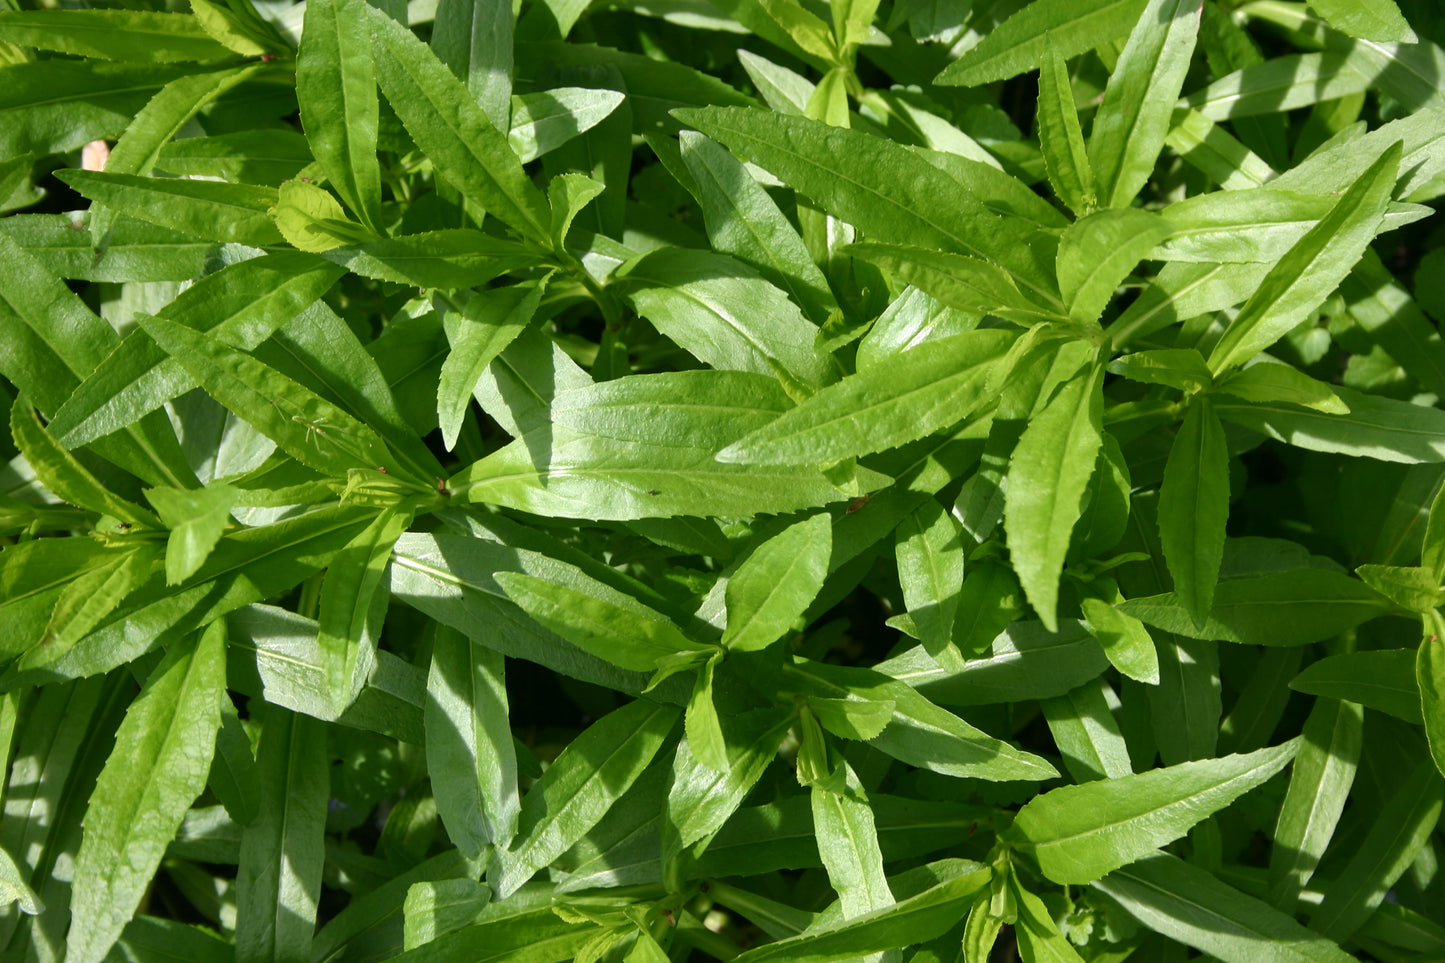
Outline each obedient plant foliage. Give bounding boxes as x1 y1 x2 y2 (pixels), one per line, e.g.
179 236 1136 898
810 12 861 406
1 0 1445 958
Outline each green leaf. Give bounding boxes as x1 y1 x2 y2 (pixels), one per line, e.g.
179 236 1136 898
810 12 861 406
934 0 1147 87
718 330 1015 466
1006 740 1299 884
495 570 706 672
1118 568 1389 645
438 281 546 451
1107 349 1214 393
813 763 895 920
1087 0 1202 209
34 543 160 669
1308 757 1445 941
1005 356 1104 632
894 498 965 670
145 481 241 585
509 88 627 162
0 10 232 62
496 699 679 896
1013 881 1086 963
326 229 542 289
617 248 833 387
427 624 519 858
1309 0 1416 41
136 313 397 480
1418 612 1445 778
365 3 551 245
65 620 225 963
299 0 383 232
1207 142 1400 374
9 401 156 527
156 129 314 185
1214 384 1445 463
0 842 42 916
729 866 991 963
1288 648 1421 723
1057 210 1173 324
684 652 727 772
49 251 346 448
1268 697 1361 909
209 696 261 826
1213 359 1349 414
271 179 374 252
1158 399 1230 628
235 708 330 963
724 512 832 652
1080 597 1161 685
55 170 283 247
1091 853 1357 963
673 107 1060 306
843 242 1061 325
1355 563 1441 613
317 508 410 713
432 0 513 124
1040 678 1134 782
1036 44 1097 216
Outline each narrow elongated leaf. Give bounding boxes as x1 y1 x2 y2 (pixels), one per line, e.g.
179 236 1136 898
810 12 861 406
718 330 1015 465
509 88 626 162
674 107 1060 305
1118 569 1388 645
1214 385 1445 464
617 248 833 387
1418 612 1445 778
664 707 792 856
548 370 791 449
1286 651 1422 721
895 498 965 670
235 708 330 963
146 482 240 585
1158 399 1230 627
725 513 831 652
730 866 991 963
1092 853 1357 963
432 0 512 124
438 282 545 451
1057 210 1173 323
496 699 679 897
365 4 550 245
1087 0 1202 208
1005 357 1104 632
1268 697 1361 909
1308 758 1444 941
1041 679 1133 782
55 170 282 247
1037 45 1096 216
9 402 155 526
299 0 382 232
317 508 411 713
843 242 1061 325
0 10 232 62
813 766 895 921
1014 882 1087 963
1208 143 1400 374
934 0 1148 87
427 624 519 858
1006 740 1299 883
64 620 225 963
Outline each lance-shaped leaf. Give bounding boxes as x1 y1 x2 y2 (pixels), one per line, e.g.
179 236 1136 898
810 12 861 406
684 652 727 773
438 281 545 451
65 620 225 963
299 0 382 232
895 498 965 671
235 708 330 963
1207 143 1399 375
0 9 233 62
1041 678 1134 782
1289 648 1420 722
678 130 837 324
495 570 707 672
1309 0 1415 42
496 699 679 897
1158 399 1230 628
1117 569 1389 645
1419 611 1445 778
137 314 395 479
934 0 1148 87
1014 881 1087 963
427 624 519 858
324 230 542 289
9 402 157 526
1007 740 1298 883
1308 757 1445 942
432 0 512 124
0 842 41 917
145 481 240 585
1213 384 1445 464
1092 853 1358 963
365 3 550 245
1058 210 1173 324
718 329 1015 466
1004 357 1104 632
55 170 282 246
813 763 895 923
509 87 626 162
843 242 1062 325
673 107 1061 306
1081 597 1160 685
317 508 410 714
49 251 345 448
1087 0 1202 209
1037 44 1097 216
724 512 832 652
729 865 992 963
1268 697 1361 909
616 248 833 387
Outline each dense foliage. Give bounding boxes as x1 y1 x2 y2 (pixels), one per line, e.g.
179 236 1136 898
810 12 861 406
1 0 1444 959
